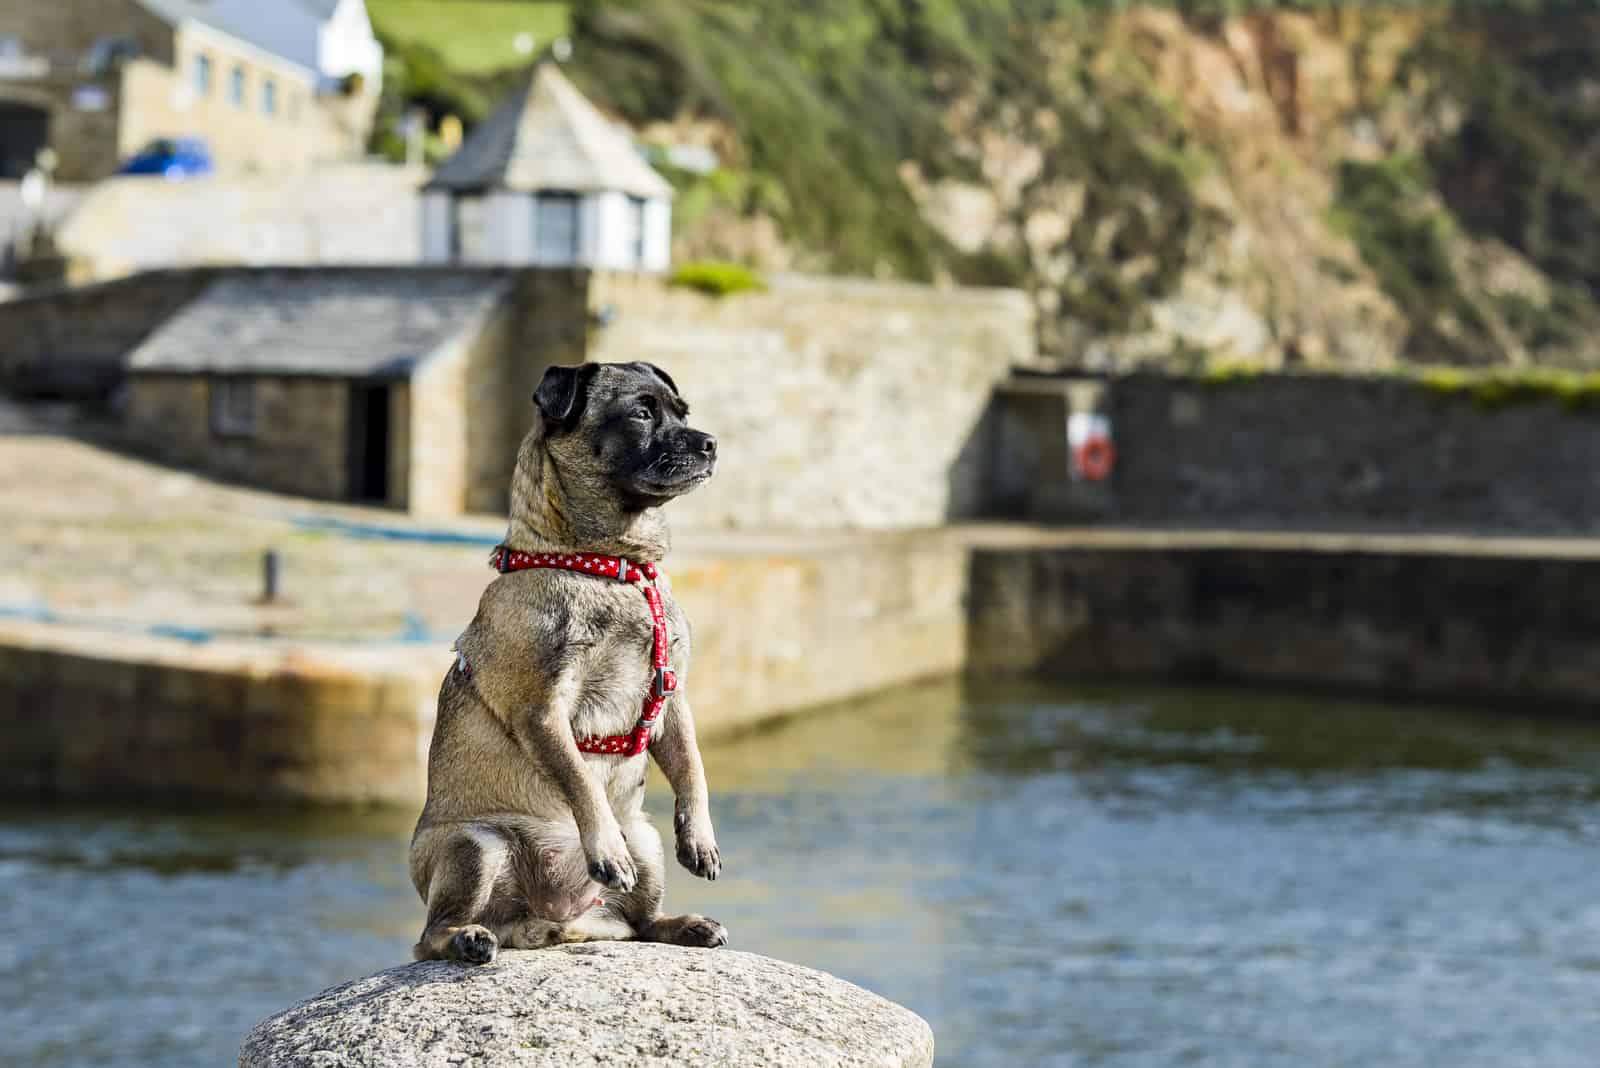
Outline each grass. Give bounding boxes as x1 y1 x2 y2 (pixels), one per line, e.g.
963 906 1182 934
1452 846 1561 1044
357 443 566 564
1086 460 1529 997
668 261 766 297
1413 366 1600 410
368 1 570 74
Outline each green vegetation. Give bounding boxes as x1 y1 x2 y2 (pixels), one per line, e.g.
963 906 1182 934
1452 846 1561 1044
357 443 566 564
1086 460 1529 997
1413 366 1600 410
1328 154 1486 359
367 1 570 73
667 261 766 297
1200 357 1267 386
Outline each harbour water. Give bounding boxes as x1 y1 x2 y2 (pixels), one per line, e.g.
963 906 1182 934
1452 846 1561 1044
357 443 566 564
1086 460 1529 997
6 678 1600 1066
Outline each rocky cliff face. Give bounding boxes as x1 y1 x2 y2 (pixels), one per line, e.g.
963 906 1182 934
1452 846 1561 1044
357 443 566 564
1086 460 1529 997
571 4 1600 372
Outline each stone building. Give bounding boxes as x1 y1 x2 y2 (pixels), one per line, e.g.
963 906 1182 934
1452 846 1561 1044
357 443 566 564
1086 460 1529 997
121 269 587 514
0 0 382 181
421 62 674 272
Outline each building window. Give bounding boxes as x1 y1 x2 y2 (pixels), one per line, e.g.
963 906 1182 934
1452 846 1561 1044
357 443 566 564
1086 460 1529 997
535 192 580 264
211 380 256 437
194 53 212 97
262 78 276 116
451 196 487 261
627 195 647 267
229 65 246 108
85 35 141 74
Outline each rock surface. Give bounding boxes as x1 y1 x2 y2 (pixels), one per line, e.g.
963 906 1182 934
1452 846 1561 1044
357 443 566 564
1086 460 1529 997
239 943 935 1067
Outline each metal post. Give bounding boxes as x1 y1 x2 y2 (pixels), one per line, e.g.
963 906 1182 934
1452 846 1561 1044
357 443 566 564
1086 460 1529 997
262 550 280 603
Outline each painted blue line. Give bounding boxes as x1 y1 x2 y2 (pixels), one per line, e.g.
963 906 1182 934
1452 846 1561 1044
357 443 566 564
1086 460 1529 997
290 515 500 547
0 603 453 647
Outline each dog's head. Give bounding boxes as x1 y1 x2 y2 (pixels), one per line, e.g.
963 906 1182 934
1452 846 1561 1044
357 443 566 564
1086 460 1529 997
532 361 716 511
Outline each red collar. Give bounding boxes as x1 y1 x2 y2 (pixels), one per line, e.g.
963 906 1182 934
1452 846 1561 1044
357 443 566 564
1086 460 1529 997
484 546 676 757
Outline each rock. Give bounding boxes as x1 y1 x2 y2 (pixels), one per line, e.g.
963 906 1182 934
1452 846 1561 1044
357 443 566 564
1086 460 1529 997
239 943 935 1068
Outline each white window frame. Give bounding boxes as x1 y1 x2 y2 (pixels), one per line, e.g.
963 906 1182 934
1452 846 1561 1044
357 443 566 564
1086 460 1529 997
210 379 257 438
194 53 212 97
627 195 647 267
452 195 488 261
229 65 246 109
262 78 276 116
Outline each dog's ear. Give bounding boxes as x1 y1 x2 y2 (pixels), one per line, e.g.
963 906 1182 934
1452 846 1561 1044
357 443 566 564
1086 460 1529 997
533 363 597 433
633 362 680 398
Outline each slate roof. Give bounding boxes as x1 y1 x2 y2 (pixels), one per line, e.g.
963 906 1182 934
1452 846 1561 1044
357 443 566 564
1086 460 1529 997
127 271 513 378
135 1 315 72
426 62 674 199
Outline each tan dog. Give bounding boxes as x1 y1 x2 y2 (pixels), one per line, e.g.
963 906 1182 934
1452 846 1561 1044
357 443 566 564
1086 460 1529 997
409 362 724 964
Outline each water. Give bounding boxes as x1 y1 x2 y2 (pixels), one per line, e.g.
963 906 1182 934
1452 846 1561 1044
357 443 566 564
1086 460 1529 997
6 679 1600 1067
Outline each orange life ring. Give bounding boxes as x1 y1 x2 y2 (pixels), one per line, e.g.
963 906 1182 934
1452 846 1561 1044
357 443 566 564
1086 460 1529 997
1075 435 1115 481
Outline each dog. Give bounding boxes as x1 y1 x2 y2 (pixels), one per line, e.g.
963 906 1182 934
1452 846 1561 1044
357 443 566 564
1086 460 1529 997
409 361 725 964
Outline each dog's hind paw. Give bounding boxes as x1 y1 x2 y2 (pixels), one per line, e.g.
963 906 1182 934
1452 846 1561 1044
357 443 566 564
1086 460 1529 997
446 925 499 965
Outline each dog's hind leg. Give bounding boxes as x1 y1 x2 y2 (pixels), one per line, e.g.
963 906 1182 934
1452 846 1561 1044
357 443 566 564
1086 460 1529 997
413 825 509 964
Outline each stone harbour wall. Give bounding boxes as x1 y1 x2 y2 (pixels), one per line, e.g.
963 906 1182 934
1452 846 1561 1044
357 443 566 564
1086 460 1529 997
0 622 437 804
1103 374 1600 534
967 533 1600 707
0 530 971 803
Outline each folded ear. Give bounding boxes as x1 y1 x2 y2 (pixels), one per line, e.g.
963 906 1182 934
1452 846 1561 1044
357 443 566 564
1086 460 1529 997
533 363 597 433
632 361 680 398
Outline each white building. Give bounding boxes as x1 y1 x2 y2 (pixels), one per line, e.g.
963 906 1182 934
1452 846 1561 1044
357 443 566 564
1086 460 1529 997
420 62 674 272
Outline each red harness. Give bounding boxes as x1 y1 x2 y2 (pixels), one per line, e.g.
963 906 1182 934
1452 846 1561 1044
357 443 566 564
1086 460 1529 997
480 546 677 758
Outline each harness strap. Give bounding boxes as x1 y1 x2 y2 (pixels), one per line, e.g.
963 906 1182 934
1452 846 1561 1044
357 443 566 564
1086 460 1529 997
487 546 676 757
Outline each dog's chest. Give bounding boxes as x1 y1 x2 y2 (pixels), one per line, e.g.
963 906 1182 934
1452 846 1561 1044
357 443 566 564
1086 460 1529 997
569 585 688 735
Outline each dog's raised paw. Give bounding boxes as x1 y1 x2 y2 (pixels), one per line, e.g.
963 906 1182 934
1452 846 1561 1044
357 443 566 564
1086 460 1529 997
447 925 498 965
677 837 722 881
587 855 636 892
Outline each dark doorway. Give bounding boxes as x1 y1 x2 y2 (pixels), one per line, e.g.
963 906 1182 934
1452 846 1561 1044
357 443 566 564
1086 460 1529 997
347 384 391 503
0 101 50 179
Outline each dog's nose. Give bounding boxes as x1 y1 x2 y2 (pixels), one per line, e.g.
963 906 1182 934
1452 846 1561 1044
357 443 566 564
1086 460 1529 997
696 432 718 460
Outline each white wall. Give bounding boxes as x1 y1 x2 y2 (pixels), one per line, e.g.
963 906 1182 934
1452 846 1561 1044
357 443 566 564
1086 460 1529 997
592 191 631 270
420 191 451 263
318 0 384 88
643 197 672 273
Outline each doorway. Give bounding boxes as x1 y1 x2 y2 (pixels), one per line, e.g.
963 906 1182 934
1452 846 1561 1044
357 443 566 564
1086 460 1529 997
0 100 49 179
347 384 391 503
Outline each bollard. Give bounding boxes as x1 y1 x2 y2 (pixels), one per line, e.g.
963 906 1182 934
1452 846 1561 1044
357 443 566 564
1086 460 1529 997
262 549 280 603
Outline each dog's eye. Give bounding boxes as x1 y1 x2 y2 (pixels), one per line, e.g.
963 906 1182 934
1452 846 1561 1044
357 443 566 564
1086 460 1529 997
632 405 653 422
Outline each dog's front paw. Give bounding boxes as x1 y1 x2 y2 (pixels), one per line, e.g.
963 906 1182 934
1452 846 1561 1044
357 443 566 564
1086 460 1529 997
674 805 721 880
583 826 637 892
676 831 721 881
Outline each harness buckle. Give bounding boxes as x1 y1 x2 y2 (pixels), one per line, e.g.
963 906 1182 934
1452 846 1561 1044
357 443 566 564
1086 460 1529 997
653 666 677 698
615 556 631 582
495 548 512 574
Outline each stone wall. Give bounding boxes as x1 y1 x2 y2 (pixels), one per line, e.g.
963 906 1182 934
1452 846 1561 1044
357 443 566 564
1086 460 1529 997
1103 375 1600 533
0 269 214 397
0 622 434 804
967 535 1600 708
124 374 351 500
57 166 424 280
587 273 1037 530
